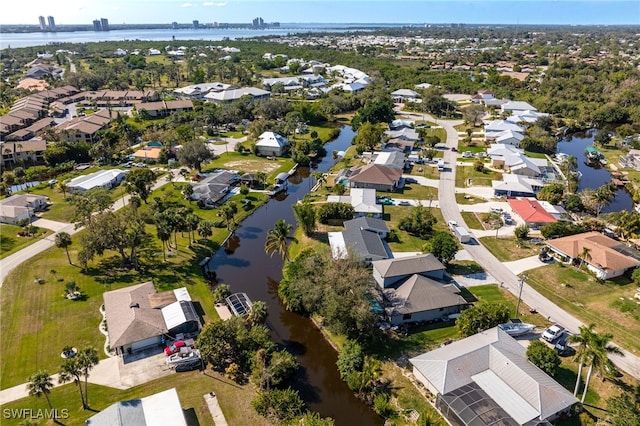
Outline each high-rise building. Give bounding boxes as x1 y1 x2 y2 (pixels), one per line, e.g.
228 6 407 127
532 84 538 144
38 16 47 31
252 17 264 27
193 20 199 29
100 18 109 31
93 19 102 31
172 21 178 29
47 16 56 31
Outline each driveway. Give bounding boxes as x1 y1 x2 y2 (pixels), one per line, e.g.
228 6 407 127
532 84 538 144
208 136 246 156
32 217 72 232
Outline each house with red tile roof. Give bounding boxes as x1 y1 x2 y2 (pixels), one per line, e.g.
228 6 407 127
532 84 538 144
507 197 556 229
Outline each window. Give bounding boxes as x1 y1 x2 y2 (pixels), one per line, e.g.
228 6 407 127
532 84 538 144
403 313 412 320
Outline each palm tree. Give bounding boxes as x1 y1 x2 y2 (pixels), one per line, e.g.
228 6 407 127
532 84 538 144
185 214 201 244
77 347 99 409
579 332 624 404
487 211 504 239
248 300 268 326
197 220 214 242
156 222 172 262
27 370 55 415
578 246 592 270
264 219 296 262
570 324 596 396
55 232 73 264
59 357 86 408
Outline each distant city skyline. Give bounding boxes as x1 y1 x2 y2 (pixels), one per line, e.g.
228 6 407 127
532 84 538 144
3 0 639 26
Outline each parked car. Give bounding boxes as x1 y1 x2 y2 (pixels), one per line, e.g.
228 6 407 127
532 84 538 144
542 324 565 342
174 359 202 372
450 147 458 152
462 151 474 158
399 201 412 206
490 207 504 213
554 333 576 356
164 340 186 355
447 220 458 230
405 177 418 184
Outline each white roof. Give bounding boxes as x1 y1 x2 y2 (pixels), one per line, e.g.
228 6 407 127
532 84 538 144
141 388 187 426
502 100 537 112
495 130 525 143
173 287 191 302
66 169 126 191
328 231 347 259
161 300 198 330
349 188 383 214
485 120 524 133
373 151 405 169
472 370 540 424
487 143 523 157
391 89 420 98
204 87 269 102
256 132 288 148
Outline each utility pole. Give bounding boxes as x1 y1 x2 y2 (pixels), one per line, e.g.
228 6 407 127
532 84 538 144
515 275 526 317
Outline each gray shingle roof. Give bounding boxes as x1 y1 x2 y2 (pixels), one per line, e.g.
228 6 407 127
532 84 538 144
342 227 388 259
373 254 445 278
383 275 466 315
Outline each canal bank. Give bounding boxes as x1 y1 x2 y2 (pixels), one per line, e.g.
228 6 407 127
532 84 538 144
556 129 633 213
207 126 382 425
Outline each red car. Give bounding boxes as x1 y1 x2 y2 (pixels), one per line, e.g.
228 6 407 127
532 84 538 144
450 147 458 152
164 340 186 355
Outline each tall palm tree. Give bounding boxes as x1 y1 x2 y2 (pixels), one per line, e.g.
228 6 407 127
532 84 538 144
570 324 596 396
185 214 201 244
580 332 624 404
156 222 172 262
264 219 296 262
59 357 86 408
28 370 55 415
55 232 73 264
77 347 99 409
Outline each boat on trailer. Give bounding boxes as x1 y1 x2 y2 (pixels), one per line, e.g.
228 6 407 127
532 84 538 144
498 322 536 336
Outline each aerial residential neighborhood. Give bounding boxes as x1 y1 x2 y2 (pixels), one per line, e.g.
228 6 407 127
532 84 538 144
1 8 640 426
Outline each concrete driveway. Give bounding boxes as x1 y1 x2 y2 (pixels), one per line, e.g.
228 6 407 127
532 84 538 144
207 136 246 156
32 217 72 232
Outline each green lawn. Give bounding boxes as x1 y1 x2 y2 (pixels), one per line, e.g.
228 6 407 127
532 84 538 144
455 193 486 204
410 164 440 180
378 184 438 201
0 369 268 426
0 224 51 260
460 211 483 230
455 165 502 187
466 285 548 327
524 151 549 159
525 264 640 353
385 206 447 252
479 237 541 262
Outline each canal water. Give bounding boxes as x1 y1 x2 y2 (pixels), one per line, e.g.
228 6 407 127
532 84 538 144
207 126 382 425
556 130 633 214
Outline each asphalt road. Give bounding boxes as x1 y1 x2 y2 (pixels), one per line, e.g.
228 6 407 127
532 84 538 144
429 114 640 379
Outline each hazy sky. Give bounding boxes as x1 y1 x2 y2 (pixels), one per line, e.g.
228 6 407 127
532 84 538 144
2 0 639 25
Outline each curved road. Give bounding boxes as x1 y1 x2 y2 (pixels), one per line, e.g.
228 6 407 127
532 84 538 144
429 114 640 379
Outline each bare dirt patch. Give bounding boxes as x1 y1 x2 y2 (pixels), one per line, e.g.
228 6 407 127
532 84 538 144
224 160 280 173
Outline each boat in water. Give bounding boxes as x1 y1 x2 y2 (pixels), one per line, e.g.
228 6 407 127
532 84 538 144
585 146 605 166
498 322 536 336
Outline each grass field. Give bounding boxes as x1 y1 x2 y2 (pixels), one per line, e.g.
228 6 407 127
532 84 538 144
385 206 447 252
479 236 540 262
0 224 51 260
455 193 486 204
204 152 295 181
378 184 439 201
0 369 269 426
455 164 502 187
460 211 483 230
525 264 640 353
0 182 270 390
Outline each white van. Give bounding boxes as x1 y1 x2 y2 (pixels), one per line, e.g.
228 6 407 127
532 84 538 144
437 159 445 171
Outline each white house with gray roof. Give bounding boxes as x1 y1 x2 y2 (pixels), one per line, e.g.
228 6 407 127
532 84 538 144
328 217 390 264
410 327 577 426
